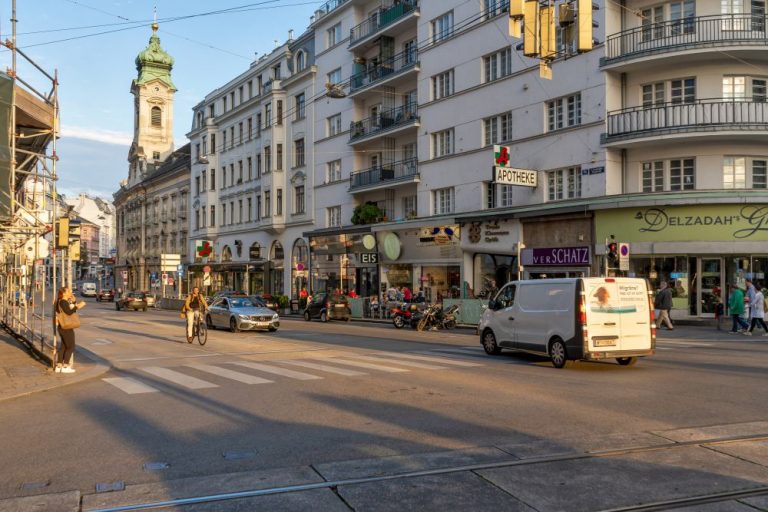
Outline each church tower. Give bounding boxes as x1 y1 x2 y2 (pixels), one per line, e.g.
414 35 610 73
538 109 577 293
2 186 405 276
128 21 176 186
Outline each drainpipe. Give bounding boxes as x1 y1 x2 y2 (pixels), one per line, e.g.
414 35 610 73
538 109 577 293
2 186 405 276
621 72 627 194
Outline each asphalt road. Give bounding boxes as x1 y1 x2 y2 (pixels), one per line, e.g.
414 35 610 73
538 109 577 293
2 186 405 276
1 300 767 511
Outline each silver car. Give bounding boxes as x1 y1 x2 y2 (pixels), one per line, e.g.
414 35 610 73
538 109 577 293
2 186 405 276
206 296 280 333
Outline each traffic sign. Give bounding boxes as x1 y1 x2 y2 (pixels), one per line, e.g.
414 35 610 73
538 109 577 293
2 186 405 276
619 243 630 271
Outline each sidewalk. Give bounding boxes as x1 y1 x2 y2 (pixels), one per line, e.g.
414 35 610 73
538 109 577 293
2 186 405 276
0 330 110 403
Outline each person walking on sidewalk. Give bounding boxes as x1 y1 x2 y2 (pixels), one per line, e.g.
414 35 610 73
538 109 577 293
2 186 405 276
54 287 86 374
654 281 674 330
728 284 750 334
745 288 768 336
745 279 757 321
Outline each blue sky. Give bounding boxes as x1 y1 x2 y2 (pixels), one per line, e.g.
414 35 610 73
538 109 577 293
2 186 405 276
0 0 321 199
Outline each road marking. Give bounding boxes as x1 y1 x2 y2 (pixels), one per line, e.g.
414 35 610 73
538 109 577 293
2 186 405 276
374 352 483 367
322 358 409 373
185 364 274 385
350 355 447 370
278 360 366 376
231 362 322 380
90 339 113 346
656 341 714 347
141 367 219 389
420 348 492 360
103 377 159 395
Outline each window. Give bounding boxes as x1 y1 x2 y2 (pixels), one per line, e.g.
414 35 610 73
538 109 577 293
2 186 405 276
256 113 262 135
273 64 281 80
327 68 342 86
327 22 342 47
670 78 695 104
484 0 509 18
230 164 235 185
723 156 747 189
152 151 160 160
265 103 272 126
404 39 417 65
221 203 227 227
403 195 417 218
248 80 253 99
195 176 200 196
256 195 262 221
210 134 216 154
433 187 454 214
238 122 243 143
642 161 664 192
276 189 283 216
230 126 235 148
295 50 306 72
238 160 243 183
264 146 272 172
432 129 453 158
256 154 262 177
499 184 513 207
327 206 341 227
547 167 581 200
195 209 200 230
230 92 235 109
483 112 512 145
327 159 342 182
722 0 746 30
247 197 253 221
238 86 244 105
295 93 305 120
327 114 342 136
754 160 767 188
223 130 227 150
547 93 581 131
247 157 252 181
432 11 454 42
669 158 695 190
642 82 665 107
276 144 283 170
294 138 305 167
151 106 161 127
295 185 305 214
484 47 512 83
202 136 207 155
754 79 767 102
209 104 215 118
247 118 253 140
211 168 216 190
276 100 283 125
432 70 454 100
222 167 227 188
223 96 228 112
264 191 271 218
723 76 746 99
210 205 216 227
201 170 207 192
195 144 200 160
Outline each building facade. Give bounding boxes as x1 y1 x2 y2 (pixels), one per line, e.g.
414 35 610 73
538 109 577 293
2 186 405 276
186 30 317 298
114 23 190 294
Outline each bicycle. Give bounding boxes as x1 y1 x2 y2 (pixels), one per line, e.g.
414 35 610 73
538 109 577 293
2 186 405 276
188 310 208 345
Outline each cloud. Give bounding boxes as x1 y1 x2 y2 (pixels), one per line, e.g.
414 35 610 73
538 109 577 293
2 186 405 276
62 125 133 146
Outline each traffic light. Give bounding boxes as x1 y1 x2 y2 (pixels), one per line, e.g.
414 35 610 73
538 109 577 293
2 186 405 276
523 0 539 57
509 0 524 38
576 0 594 53
56 218 69 248
607 242 618 264
539 4 556 60
68 221 81 260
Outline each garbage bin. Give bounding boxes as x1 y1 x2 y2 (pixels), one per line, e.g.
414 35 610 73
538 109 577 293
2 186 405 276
290 299 299 314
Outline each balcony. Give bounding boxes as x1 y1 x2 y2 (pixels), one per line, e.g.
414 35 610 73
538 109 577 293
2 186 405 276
349 104 419 145
350 158 419 193
349 49 419 99
602 98 768 147
349 1 419 51
602 14 768 70
314 0 350 21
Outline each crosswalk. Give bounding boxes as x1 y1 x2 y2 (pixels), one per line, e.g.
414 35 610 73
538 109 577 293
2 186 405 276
102 350 485 396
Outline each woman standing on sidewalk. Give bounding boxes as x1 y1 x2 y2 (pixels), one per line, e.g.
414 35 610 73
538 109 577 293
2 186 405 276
54 287 85 373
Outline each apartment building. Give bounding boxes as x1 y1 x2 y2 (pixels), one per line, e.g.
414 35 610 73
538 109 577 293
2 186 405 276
186 30 316 298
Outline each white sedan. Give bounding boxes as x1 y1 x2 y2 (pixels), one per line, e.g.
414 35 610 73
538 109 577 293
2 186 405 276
206 296 280 333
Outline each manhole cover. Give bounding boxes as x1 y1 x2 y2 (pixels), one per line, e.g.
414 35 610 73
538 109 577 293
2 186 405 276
96 481 125 493
143 462 170 471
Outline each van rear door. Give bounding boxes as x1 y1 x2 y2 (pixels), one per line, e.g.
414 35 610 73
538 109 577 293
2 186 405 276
583 278 651 352
615 278 652 351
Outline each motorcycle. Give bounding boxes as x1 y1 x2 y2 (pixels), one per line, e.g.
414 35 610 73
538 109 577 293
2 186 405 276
414 303 460 331
390 302 420 329
442 304 459 329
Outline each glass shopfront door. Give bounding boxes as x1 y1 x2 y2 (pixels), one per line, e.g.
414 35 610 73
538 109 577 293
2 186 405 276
698 258 722 317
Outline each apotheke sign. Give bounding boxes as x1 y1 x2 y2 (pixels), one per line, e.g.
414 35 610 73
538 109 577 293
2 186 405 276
522 246 591 266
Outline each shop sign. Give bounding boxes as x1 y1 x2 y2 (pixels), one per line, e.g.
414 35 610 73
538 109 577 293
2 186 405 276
468 221 512 244
492 145 537 187
418 226 459 246
596 205 768 242
359 253 378 264
521 246 591 266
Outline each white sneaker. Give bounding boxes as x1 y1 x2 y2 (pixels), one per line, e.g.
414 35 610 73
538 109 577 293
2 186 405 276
54 365 62 373
743 331 753 336
60 367 76 374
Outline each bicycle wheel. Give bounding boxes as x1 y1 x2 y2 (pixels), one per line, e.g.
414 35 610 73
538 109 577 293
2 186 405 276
197 320 208 345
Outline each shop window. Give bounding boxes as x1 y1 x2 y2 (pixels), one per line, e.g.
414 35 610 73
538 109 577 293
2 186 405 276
473 254 515 299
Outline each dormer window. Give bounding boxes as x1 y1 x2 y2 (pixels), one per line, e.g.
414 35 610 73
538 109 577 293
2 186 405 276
153 151 160 160
295 50 306 72
151 106 162 127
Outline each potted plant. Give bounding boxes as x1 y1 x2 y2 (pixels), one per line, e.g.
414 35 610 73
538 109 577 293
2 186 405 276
351 201 384 225
277 294 290 315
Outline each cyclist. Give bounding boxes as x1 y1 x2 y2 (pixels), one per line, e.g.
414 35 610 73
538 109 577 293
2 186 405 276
182 287 208 343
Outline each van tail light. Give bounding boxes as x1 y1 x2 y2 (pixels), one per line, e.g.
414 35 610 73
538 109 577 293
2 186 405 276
578 292 588 343
648 294 657 344
604 278 616 283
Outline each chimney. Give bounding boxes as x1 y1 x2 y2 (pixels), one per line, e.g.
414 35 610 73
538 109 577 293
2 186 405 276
288 29 294 40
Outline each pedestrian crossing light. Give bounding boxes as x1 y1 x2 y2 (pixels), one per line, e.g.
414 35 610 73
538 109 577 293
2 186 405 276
607 242 618 264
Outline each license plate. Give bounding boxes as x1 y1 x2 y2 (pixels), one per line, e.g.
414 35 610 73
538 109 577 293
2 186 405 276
593 338 618 347
255 322 270 327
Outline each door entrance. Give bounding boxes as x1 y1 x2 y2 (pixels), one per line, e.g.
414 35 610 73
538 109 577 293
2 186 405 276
698 258 722 318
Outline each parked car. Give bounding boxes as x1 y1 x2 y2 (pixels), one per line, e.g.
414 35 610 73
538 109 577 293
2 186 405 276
206 295 280 332
80 282 97 297
206 289 244 306
303 292 351 322
478 277 655 368
96 289 114 302
141 292 157 308
116 291 148 312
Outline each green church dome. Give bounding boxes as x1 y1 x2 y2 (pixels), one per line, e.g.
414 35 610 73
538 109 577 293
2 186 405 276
134 23 176 90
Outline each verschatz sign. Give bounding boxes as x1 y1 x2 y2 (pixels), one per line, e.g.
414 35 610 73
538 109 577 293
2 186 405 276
492 145 537 188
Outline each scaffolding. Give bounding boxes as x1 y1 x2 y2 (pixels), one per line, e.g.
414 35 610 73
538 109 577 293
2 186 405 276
0 0 63 367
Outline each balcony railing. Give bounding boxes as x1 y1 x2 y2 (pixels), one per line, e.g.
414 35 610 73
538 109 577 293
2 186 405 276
604 98 768 142
349 104 419 143
350 158 418 190
316 0 349 19
604 14 768 65
349 0 418 46
350 49 419 92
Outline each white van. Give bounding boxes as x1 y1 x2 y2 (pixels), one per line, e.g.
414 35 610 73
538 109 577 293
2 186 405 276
478 278 655 368
80 282 97 297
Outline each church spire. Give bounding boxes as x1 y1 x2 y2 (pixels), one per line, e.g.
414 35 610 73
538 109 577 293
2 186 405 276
134 17 176 91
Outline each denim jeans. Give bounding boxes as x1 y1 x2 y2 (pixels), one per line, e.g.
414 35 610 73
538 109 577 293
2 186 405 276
731 314 749 332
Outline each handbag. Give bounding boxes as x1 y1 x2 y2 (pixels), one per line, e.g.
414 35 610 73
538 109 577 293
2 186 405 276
57 303 81 330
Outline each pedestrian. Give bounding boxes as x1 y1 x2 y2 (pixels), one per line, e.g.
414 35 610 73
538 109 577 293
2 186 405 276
728 284 750 334
53 287 86 374
402 286 412 302
745 279 757 320
654 281 674 330
745 287 768 336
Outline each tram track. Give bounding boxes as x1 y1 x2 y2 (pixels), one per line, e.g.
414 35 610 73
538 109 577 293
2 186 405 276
87 431 768 511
